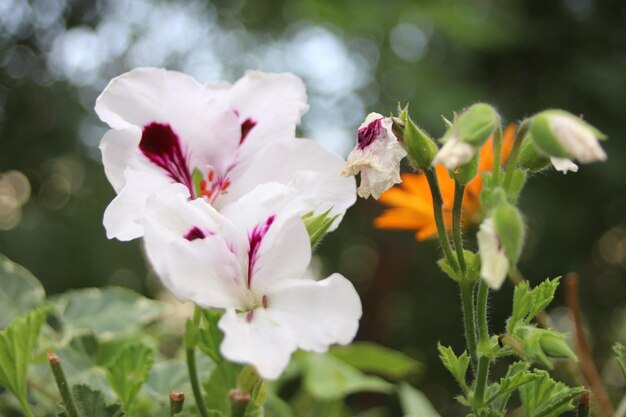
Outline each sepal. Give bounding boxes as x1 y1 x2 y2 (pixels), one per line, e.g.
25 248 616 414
395 104 438 169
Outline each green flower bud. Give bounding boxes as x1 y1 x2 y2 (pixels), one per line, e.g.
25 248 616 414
453 103 500 146
530 110 607 163
394 105 438 169
539 331 577 361
449 153 478 185
492 203 525 266
518 138 551 172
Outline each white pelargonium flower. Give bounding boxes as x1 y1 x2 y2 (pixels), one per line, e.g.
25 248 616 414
96 68 356 241
550 157 578 174
477 218 509 290
547 113 606 163
342 113 407 199
431 136 475 170
142 185 362 380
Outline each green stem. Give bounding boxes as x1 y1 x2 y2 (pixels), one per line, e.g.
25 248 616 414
187 308 209 417
48 351 80 417
491 126 503 185
229 391 250 417
18 398 36 417
474 280 491 405
503 122 529 191
460 280 478 369
452 181 467 273
424 167 458 271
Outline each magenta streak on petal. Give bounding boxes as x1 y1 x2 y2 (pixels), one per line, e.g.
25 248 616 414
246 215 276 289
240 118 257 144
140 122 194 196
184 226 208 241
357 118 383 150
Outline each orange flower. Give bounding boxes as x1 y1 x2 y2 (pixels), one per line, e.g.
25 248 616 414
374 125 516 240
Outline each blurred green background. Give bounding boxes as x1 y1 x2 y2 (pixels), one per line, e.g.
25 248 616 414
1 0 624 414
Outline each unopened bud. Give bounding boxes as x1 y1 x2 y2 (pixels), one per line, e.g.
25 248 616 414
518 139 551 172
395 106 438 169
492 203 525 266
449 153 479 185
169 391 185 415
539 331 577 361
453 103 500 146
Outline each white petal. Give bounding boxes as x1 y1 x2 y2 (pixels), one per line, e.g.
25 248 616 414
99 128 141 193
266 273 362 351
103 169 186 241
227 71 308 159
224 138 356 228
477 218 509 290
218 308 297 380
550 157 578 174
96 67 240 175
432 137 475 169
549 114 607 163
142 193 246 309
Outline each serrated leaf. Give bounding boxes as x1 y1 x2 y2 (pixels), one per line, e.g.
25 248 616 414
0 253 46 328
0 306 48 408
398 383 441 417
614 343 626 379
302 209 338 249
518 370 585 417
437 344 469 390
485 361 537 406
331 342 422 380
57 384 125 417
508 278 560 333
105 343 153 414
53 287 166 339
303 352 394 401
203 361 240 414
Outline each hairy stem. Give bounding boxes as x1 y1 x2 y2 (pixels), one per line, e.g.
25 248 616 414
187 307 209 417
460 280 478 369
48 351 80 417
424 167 458 271
474 280 491 405
452 181 467 273
491 125 503 185
503 122 528 190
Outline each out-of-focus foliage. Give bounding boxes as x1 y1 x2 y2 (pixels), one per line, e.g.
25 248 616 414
1 0 625 415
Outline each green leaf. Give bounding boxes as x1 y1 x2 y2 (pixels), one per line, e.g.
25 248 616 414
303 352 394 401
302 209 338 249
331 342 422 380
105 342 154 413
398 383 441 417
614 343 626 379
262 392 293 417
203 361 240 414
437 344 469 391
508 278 560 333
485 361 538 407
197 309 226 363
0 306 49 407
518 370 585 417
53 287 166 339
57 384 125 417
0 253 46 328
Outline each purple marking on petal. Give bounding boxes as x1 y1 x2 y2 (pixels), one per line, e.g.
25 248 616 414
140 122 194 195
357 118 383 150
184 226 206 241
246 310 254 322
246 215 276 288
240 118 257 144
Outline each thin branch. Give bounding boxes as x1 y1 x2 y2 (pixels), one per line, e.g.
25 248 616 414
566 273 615 417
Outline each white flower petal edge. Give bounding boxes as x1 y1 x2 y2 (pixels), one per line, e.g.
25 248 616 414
342 112 407 199
477 218 509 290
550 157 578 174
219 273 361 380
432 137 475 170
548 114 607 163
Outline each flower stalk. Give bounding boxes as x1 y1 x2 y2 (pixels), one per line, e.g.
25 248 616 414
491 126 503 185
473 280 491 405
503 122 529 190
424 167 458 271
186 307 209 417
48 351 80 417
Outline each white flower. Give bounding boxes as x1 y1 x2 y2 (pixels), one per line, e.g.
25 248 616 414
431 136 475 169
96 68 356 241
550 157 578 174
142 185 362 380
477 218 509 290
342 113 407 199
547 113 606 163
